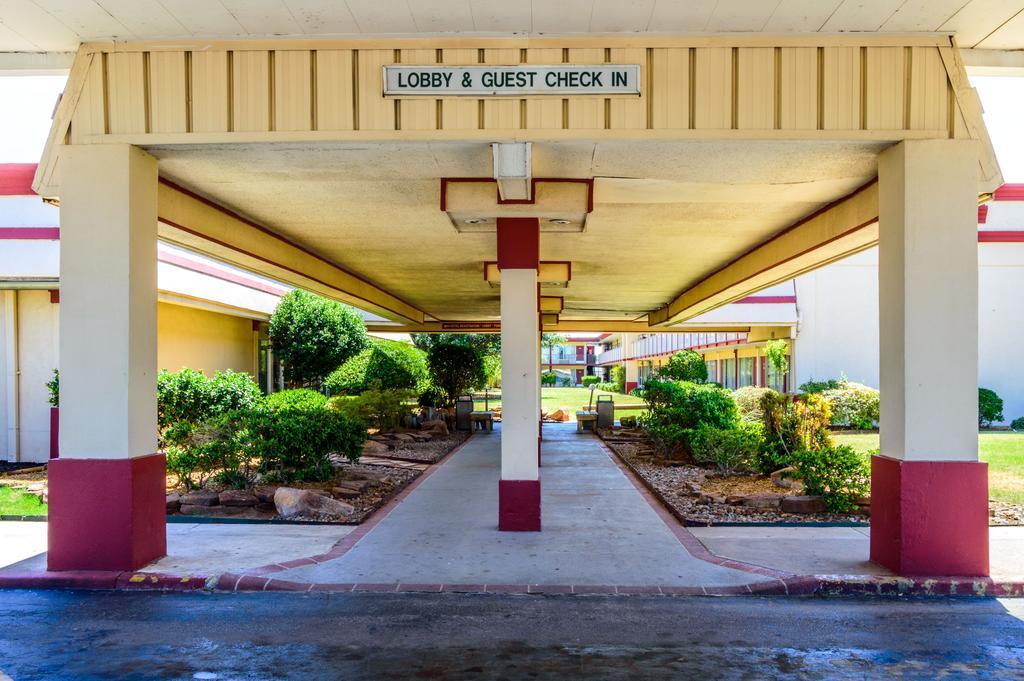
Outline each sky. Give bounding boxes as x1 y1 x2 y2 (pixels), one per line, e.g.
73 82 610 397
0 73 1021 180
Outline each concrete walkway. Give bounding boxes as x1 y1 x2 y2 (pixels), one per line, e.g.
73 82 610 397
274 423 757 587
2 424 1023 594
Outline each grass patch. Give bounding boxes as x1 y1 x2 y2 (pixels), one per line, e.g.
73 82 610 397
474 387 647 417
0 486 47 516
833 432 1024 504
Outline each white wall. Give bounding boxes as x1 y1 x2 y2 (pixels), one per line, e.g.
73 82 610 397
979 242 1024 424
793 249 881 390
17 290 57 462
792 236 1024 425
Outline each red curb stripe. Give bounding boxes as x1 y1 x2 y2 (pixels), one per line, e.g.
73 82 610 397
397 583 444 592
352 583 400 592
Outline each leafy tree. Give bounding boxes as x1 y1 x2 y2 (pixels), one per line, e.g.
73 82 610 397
269 290 368 387
765 339 790 375
610 365 626 393
411 333 500 355
656 349 708 383
426 342 487 406
979 387 1004 427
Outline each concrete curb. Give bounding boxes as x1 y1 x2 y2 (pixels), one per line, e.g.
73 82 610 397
1 569 1021 597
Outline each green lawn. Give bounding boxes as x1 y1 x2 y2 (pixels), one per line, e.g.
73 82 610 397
0 487 47 516
474 387 647 417
834 432 1024 504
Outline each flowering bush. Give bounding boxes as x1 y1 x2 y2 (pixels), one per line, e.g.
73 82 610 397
732 386 777 424
821 381 879 429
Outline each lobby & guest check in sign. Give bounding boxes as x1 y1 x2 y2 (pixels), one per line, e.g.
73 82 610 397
383 64 641 97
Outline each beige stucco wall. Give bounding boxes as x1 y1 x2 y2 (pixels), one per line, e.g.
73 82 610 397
157 302 256 377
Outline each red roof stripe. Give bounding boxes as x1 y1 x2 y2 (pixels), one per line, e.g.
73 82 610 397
158 251 288 296
994 184 1024 201
978 231 1024 243
0 164 38 195
0 227 59 240
978 204 988 224
733 295 797 304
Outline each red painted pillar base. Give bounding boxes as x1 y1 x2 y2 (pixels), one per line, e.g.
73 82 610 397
47 453 167 571
870 455 989 577
625 381 638 394
48 407 59 459
498 479 541 531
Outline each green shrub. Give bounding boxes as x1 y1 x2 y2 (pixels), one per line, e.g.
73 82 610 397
581 375 600 388
733 386 777 424
265 388 328 411
249 405 365 483
821 382 879 429
757 391 833 474
619 416 638 428
791 445 870 513
639 378 738 458
799 378 843 394
269 289 368 387
595 381 618 392
688 423 765 474
325 339 428 395
333 387 415 432
541 371 557 386
482 353 502 388
164 411 253 491
46 369 59 407
417 384 446 409
427 342 486 406
656 349 708 383
764 339 789 376
610 365 626 393
157 368 262 432
1011 417 1024 432
979 387 1004 427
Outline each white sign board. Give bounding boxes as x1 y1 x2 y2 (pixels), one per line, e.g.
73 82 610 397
383 64 640 97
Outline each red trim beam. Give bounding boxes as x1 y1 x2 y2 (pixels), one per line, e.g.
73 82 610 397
496 217 540 270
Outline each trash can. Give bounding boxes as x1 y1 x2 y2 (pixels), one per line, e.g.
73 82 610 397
596 395 615 429
455 395 474 431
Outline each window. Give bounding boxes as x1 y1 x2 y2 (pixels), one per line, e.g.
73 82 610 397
767 358 789 392
257 322 283 395
722 358 736 389
738 357 754 387
706 360 717 383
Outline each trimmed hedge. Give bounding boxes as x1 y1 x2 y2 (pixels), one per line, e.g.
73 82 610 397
326 338 429 395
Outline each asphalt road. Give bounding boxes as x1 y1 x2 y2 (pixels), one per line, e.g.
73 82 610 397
1 591 1023 680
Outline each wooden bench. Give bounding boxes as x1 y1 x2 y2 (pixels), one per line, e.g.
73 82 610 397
576 411 598 432
470 411 494 432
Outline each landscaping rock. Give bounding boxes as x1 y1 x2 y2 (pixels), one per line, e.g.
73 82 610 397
362 439 389 454
334 479 373 492
181 490 219 507
166 493 181 512
254 486 279 504
771 466 801 490
741 492 784 509
331 487 361 499
390 433 415 441
219 490 257 507
780 495 827 514
421 419 449 436
274 487 355 519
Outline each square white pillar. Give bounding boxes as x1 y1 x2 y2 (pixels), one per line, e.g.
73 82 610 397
49 144 165 571
497 217 541 531
872 139 987 577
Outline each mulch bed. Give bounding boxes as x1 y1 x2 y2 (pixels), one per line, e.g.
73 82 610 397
599 428 1024 526
364 431 471 464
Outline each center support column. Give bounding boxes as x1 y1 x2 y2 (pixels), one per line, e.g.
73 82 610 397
48 145 165 571
871 139 988 576
497 217 541 531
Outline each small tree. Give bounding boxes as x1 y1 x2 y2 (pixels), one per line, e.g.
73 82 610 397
269 290 368 388
427 342 486 406
610 365 626 393
979 387 1004 427
765 339 789 375
656 349 708 383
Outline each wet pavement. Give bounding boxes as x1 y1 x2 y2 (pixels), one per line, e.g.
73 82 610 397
1 590 1022 680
